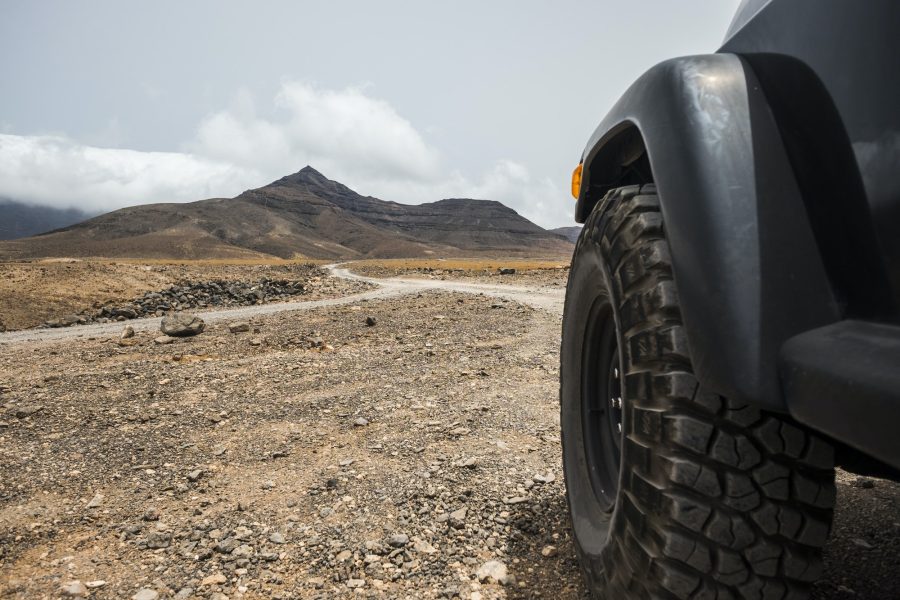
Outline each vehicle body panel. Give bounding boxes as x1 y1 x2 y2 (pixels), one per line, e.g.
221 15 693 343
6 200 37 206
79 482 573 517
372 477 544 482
576 54 838 410
574 0 900 463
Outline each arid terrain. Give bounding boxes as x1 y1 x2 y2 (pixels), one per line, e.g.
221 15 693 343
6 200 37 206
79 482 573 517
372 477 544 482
0 262 898 599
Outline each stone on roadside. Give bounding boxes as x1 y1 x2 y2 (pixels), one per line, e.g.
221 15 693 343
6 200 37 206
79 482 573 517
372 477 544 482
353 417 369 427
144 531 171 549
201 573 227 586
269 532 286 544
121 325 135 339
541 545 558 557
387 533 409 548
365 315 377 326
499 267 516 275
160 312 205 337
60 581 89 597
228 321 250 333
413 538 438 554
448 507 467 529
85 493 104 509
533 472 556 484
14 404 43 419
132 589 159 600
153 336 176 345
476 559 510 584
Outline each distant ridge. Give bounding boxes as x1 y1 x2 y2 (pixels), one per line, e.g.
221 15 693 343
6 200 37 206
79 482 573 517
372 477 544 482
0 167 573 260
550 226 582 244
0 200 94 241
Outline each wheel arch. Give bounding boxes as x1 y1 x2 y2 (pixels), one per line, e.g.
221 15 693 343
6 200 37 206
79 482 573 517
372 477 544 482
576 54 841 410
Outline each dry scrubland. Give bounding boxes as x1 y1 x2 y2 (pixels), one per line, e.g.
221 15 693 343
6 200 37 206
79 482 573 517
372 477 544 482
0 260 334 332
0 260 898 599
346 260 569 287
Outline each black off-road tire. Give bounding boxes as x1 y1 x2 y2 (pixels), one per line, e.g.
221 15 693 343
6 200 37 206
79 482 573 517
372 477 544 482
560 184 836 599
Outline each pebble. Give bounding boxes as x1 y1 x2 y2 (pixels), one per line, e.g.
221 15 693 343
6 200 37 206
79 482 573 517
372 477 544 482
154 336 176 345
504 496 529 505
121 325 135 339
533 472 556 484
201 573 227 586
60 581 89 597
85 493 104 509
131 589 159 600
541 545 558 557
387 533 409 548
413 539 438 554
144 531 171 549
228 321 250 333
269 532 286 544
448 507 468 529
186 469 203 482
14 404 43 419
365 316 377 326
476 560 510 584
354 417 369 426
852 477 876 489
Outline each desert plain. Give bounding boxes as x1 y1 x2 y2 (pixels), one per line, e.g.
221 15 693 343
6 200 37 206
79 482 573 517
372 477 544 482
0 258 898 599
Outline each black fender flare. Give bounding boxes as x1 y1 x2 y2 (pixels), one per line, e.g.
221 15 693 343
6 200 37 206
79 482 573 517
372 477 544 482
576 54 840 410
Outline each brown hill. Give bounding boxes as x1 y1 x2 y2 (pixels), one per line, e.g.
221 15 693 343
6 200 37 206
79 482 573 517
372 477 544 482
0 167 572 260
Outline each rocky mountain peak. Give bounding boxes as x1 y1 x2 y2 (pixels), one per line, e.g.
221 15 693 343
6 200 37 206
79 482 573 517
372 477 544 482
262 166 367 208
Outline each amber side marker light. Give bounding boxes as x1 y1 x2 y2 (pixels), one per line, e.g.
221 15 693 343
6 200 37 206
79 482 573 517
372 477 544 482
571 163 583 199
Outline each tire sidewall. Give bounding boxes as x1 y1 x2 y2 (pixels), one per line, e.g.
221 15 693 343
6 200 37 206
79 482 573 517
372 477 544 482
561 222 628 586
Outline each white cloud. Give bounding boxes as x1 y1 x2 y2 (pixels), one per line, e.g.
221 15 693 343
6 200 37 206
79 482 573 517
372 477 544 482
0 82 573 227
0 133 259 213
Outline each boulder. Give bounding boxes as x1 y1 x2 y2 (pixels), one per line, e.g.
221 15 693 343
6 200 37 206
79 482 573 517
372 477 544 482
160 312 205 337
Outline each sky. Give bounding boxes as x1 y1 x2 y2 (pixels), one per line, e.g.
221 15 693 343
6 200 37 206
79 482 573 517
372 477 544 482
0 0 741 228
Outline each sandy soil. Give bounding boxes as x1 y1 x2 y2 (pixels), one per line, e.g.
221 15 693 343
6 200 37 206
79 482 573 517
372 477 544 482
0 265 897 599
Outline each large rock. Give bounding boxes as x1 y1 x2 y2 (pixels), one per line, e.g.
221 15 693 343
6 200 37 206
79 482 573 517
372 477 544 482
160 312 205 337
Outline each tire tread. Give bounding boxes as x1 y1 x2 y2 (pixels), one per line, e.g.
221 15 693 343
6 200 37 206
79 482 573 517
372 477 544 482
565 185 835 599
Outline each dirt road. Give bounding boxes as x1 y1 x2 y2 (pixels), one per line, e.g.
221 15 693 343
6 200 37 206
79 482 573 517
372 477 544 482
0 265 564 345
0 266 896 599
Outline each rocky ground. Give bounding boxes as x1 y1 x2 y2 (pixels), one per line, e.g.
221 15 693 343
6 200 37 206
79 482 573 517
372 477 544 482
0 290 579 600
0 267 897 599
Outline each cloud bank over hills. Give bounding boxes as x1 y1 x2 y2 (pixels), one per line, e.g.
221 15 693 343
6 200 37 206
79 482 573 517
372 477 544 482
0 82 570 227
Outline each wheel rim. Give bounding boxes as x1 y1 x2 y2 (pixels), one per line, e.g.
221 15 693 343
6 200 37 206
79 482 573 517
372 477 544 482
581 298 624 512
